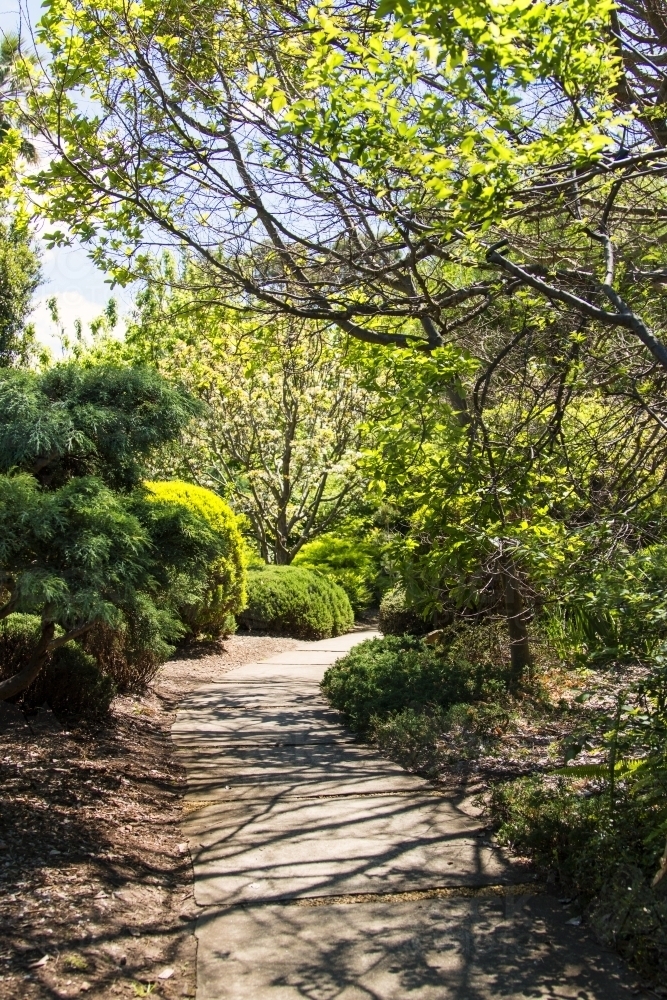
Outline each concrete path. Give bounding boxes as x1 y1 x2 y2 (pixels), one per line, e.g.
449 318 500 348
172 631 639 999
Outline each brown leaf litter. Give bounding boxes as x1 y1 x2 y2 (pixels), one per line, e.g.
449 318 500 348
0 634 301 1000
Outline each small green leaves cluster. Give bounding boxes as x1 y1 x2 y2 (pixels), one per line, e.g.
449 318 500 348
277 0 620 234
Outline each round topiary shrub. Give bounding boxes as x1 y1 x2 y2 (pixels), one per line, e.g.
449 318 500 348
238 565 354 639
0 614 116 719
144 480 247 637
378 585 430 637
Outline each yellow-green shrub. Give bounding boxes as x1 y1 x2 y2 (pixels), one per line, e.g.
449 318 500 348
144 480 246 637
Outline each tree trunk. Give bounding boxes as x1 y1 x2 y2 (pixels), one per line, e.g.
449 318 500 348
0 621 55 702
273 505 292 564
273 545 291 565
502 571 532 691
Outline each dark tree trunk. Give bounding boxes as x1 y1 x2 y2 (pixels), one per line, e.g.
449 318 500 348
0 618 97 702
502 571 532 691
0 621 55 702
273 545 291 565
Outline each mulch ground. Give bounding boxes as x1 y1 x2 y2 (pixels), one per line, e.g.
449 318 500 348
430 658 648 788
0 634 301 1000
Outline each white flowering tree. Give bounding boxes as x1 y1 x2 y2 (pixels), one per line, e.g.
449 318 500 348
115 278 372 564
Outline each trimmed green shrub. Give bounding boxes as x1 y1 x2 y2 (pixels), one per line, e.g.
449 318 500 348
144 480 246 637
80 598 180 693
0 613 42 676
321 634 509 732
293 534 386 613
378 586 430 637
238 565 353 639
0 614 116 718
37 643 116 719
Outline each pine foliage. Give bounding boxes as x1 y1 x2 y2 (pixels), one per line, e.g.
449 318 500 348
0 361 208 701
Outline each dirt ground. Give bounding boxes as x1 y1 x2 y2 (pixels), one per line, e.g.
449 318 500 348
0 635 301 1000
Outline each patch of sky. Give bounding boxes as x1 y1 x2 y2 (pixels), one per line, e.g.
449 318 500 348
0 0 136 351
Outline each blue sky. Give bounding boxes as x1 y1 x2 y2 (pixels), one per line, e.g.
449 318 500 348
1 0 136 352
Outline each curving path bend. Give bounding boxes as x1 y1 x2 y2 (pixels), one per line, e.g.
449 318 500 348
172 630 640 1000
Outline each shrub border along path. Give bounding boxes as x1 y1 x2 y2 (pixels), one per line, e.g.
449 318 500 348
173 634 642 999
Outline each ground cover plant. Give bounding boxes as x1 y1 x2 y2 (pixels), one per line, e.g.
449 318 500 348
487 662 667 982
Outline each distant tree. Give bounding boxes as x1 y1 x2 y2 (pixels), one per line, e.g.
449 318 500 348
107 279 372 564
0 214 41 366
0 362 219 701
0 32 42 366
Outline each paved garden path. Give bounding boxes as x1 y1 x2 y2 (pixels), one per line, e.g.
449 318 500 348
172 630 639 1000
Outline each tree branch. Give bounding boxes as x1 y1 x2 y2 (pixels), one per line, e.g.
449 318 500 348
0 621 55 702
487 243 667 371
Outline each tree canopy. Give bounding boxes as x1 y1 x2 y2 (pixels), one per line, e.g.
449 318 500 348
13 0 624 353
97 273 372 563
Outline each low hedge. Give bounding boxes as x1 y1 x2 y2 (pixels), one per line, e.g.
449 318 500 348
488 772 667 981
321 633 509 732
238 565 353 639
0 614 116 719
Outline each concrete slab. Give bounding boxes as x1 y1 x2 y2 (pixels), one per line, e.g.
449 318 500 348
234 650 347 665
180 740 431 800
173 703 344 741
179 676 324 695
195 893 637 1000
174 729 355 749
300 630 378 652
212 666 335 685
174 628 639 999
174 681 328 711
185 791 519 906
183 775 425 801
